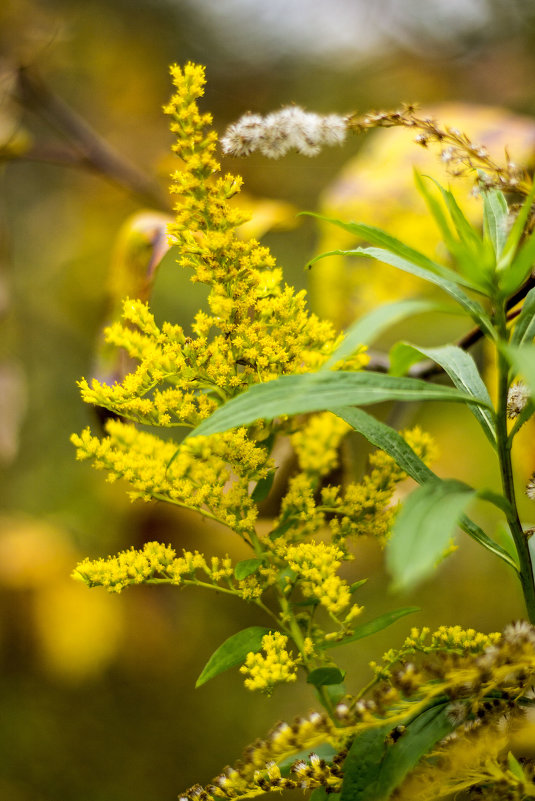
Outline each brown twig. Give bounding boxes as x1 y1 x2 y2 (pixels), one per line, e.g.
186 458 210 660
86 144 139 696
8 64 171 211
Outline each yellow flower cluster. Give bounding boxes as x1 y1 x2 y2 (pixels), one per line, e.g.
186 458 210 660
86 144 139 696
372 625 502 681
282 541 358 617
290 412 351 477
240 631 298 693
71 420 269 533
278 426 437 545
73 62 368 534
72 540 263 600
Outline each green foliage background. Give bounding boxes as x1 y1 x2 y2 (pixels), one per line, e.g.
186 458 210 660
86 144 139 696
2 1 535 798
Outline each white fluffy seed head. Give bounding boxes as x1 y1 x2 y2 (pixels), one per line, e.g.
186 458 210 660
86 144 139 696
221 106 347 159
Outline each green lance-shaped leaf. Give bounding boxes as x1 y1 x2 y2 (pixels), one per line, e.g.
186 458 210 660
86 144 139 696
499 228 535 297
390 343 496 447
318 607 420 651
334 406 517 570
340 701 454 801
511 287 535 346
374 702 455 799
305 210 481 292
187 371 491 439
195 626 272 687
309 243 494 338
387 479 476 590
483 188 509 259
321 298 452 370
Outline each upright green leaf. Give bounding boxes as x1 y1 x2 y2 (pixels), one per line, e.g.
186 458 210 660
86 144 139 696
187 371 491 439
499 229 535 296
511 287 535 346
483 189 509 259
196 626 272 687
498 180 535 271
387 479 476 590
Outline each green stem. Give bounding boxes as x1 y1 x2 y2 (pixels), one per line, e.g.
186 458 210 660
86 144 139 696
495 309 535 622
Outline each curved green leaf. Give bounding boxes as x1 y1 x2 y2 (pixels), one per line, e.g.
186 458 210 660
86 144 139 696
391 343 496 447
307 667 346 687
187 371 491 439
322 298 450 370
306 210 482 292
387 479 476 590
310 245 494 338
319 607 420 651
195 626 272 688
483 189 508 259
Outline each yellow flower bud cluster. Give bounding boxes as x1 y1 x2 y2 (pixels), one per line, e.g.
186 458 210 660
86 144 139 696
278 426 437 546
71 420 270 533
72 540 263 599
283 541 356 616
240 631 298 693
290 412 351 477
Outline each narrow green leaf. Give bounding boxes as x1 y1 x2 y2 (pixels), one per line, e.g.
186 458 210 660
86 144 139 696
375 702 454 799
305 210 481 291
507 751 527 782
322 299 443 370
195 626 272 688
500 229 535 296
334 406 518 570
350 578 368 593
511 287 535 346
483 189 509 258
499 180 535 271
414 170 458 254
387 479 476 590
460 514 519 570
187 371 491 440
332 406 435 484
307 667 346 687
251 470 276 502
319 607 420 650
391 343 496 446
310 245 494 337
234 558 264 580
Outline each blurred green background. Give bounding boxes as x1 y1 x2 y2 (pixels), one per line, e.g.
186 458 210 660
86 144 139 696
2 0 535 798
